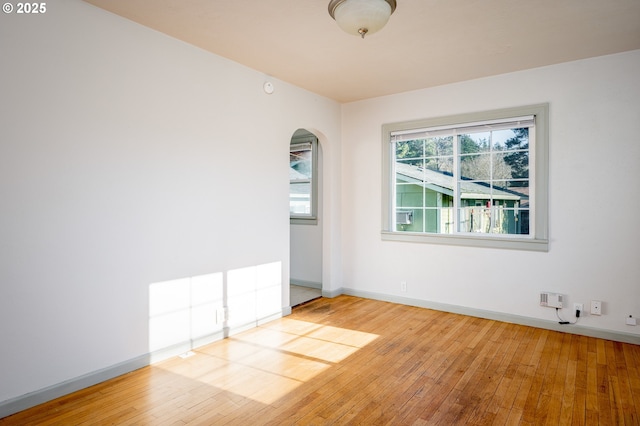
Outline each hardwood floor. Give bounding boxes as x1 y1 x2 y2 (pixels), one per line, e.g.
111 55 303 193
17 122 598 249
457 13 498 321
2 295 639 425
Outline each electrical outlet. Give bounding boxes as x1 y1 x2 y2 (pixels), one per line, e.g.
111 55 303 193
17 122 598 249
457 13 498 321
400 281 407 292
626 315 637 326
590 300 602 316
574 303 584 313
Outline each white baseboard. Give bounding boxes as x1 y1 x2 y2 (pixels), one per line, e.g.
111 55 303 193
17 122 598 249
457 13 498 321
0 307 291 419
290 279 322 290
0 353 150 420
322 287 343 298
331 287 640 346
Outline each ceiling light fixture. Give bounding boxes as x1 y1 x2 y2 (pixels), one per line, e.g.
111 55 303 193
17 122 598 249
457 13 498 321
328 0 397 39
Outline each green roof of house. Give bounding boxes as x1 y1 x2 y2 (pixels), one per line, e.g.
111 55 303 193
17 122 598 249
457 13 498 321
395 162 528 202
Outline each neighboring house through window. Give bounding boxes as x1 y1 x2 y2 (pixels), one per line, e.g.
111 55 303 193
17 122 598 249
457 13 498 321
382 104 548 251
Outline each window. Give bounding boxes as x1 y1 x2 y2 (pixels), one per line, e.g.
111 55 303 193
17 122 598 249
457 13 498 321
382 104 548 251
290 133 318 224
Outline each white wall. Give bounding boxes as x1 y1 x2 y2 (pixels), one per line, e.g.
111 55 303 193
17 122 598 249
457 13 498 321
341 50 640 337
0 0 341 406
290 221 323 287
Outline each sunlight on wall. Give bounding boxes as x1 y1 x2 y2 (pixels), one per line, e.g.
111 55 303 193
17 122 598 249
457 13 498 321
227 262 282 328
157 318 379 405
148 272 224 353
148 262 283 355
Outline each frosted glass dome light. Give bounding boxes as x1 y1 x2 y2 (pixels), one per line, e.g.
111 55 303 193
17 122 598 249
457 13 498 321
328 0 397 38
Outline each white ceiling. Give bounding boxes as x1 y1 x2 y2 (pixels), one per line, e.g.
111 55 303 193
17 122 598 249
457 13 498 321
83 0 640 103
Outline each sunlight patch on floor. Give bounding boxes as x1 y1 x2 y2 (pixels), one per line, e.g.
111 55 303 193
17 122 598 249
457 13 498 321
156 318 379 405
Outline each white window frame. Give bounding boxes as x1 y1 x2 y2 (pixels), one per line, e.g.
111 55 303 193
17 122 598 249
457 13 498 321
381 104 549 251
290 134 318 225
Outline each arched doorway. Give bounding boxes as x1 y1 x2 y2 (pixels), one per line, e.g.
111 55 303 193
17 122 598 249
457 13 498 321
289 129 322 306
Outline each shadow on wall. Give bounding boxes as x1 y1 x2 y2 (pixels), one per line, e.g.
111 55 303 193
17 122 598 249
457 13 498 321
148 261 283 361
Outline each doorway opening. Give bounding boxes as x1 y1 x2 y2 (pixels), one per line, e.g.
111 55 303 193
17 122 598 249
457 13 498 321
289 129 322 307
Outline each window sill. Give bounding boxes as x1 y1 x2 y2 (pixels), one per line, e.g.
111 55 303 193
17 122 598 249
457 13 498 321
381 231 548 252
291 217 318 225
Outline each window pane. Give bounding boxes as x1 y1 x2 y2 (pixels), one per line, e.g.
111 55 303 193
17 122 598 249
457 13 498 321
290 148 312 180
394 207 454 234
460 153 491 181
499 128 529 151
493 180 530 235
459 205 491 233
396 140 423 160
396 160 455 198
290 182 311 215
425 136 454 157
396 165 426 188
492 152 519 180
494 179 530 194
396 137 454 172
501 150 529 180
397 158 423 169
396 183 423 208
460 133 490 155
424 157 453 174
395 208 420 232
500 207 529 235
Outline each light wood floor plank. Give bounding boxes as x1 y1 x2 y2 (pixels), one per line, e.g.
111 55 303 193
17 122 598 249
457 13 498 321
1 295 639 426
